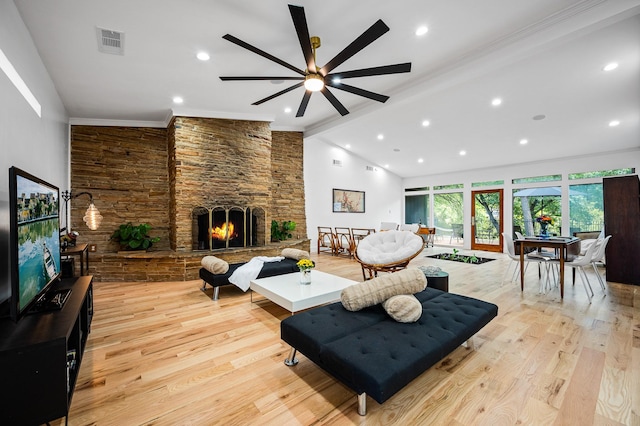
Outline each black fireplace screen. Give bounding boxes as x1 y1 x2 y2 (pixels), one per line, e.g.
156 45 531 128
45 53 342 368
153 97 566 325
193 207 264 250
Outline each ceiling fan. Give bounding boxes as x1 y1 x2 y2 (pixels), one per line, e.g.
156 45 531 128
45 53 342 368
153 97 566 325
219 4 412 117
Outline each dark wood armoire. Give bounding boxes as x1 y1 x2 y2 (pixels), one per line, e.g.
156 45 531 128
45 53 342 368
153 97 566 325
603 175 640 285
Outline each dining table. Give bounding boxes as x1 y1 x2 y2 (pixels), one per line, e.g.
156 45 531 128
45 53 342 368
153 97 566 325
514 236 581 298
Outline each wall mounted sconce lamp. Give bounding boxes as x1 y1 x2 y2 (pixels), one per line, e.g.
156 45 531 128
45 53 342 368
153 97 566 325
61 190 103 230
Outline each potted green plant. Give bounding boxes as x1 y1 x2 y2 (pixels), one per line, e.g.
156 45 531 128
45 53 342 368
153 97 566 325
110 222 160 251
271 220 296 242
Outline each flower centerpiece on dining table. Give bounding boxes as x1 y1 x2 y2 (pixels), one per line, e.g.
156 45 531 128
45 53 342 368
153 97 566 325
296 258 315 285
535 215 554 238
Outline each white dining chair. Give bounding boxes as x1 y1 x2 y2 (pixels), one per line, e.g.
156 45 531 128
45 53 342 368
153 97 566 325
550 241 599 302
502 232 554 291
590 235 611 291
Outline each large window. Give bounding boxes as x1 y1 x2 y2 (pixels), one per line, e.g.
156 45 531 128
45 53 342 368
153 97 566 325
434 192 463 243
569 183 603 233
405 194 429 225
513 187 562 236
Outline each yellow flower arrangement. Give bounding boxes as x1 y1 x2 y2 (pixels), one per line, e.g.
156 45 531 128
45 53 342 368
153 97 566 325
296 258 315 271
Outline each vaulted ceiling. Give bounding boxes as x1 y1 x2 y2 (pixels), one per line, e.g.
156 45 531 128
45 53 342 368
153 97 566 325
14 0 640 177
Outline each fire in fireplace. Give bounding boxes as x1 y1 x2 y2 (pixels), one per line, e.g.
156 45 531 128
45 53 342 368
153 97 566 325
192 206 265 250
211 221 236 241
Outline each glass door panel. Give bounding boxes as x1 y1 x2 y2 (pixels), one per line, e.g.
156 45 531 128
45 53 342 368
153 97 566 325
471 189 503 252
434 192 463 245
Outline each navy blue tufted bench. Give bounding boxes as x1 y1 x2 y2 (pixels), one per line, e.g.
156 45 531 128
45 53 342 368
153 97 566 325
200 258 299 300
280 287 498 415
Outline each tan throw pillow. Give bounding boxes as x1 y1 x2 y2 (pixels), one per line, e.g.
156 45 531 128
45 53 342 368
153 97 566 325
201 256 229 275
281 248 310 260
340 268 427 312
383 294 422 323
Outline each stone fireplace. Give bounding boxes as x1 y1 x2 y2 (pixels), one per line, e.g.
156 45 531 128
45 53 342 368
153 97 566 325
69 117 308 282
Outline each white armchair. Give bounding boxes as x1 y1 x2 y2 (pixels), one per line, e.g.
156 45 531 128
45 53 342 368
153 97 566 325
399 223 419 233
380 222 398 231
355 230 425 280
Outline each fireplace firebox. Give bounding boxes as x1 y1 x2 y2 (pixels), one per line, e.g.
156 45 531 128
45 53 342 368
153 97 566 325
192 206 265 250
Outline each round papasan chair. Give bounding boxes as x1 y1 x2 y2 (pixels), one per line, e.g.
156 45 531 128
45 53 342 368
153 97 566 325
354 230 425 280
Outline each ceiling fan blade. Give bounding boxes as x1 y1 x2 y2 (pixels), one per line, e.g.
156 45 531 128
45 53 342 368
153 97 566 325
326 82 389 103
296 91 312 117
252 82 304 105
319 19 389 75
220 76 304 81
222 34 306 76
328 63 412 80
289 5 316 74
321 87 349 116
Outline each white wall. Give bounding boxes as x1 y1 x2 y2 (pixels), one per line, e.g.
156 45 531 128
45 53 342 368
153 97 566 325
0 1 69 304
402 148 640 250
303 139 403 252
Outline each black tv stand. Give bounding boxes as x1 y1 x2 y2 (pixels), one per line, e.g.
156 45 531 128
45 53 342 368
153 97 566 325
0 276 93 425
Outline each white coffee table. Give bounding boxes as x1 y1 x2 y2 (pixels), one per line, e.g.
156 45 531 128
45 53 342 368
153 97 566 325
250 270 357 313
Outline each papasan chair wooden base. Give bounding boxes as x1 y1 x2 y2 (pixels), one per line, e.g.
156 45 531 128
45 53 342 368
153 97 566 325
354 230 425 280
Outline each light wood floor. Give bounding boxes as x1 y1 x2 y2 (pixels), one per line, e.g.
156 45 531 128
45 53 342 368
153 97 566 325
53 247 639 425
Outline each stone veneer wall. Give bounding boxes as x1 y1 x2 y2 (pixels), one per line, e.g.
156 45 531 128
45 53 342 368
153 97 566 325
70 118 308 282
69 125 171 256
271 130 307 239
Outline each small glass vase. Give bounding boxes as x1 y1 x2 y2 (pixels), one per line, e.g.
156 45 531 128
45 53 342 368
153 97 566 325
299 269 312 285
540 224 550 239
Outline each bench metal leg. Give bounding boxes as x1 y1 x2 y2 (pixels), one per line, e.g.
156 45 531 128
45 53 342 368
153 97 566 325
464 337 476 350
201 281 219 301
357 393 367 416
284 347 298 366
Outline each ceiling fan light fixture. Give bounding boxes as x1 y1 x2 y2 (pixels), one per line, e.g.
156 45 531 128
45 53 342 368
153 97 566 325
304 73 324 92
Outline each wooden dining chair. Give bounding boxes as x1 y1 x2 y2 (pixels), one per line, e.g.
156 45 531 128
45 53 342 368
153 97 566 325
333 227 354 257
317 227 335 255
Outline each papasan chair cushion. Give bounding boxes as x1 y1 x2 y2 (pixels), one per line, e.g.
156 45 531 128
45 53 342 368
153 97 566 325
355 230 425 279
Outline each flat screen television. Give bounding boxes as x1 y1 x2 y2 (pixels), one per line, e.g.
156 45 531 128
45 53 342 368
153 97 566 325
9 166 62 321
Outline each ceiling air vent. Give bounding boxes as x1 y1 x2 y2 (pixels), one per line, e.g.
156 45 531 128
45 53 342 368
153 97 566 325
96 27 125 55
332 159 342 167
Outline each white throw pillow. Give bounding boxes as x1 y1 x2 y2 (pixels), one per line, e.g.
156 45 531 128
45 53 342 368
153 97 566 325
281 248 310 260
383 294 422 323
340 268 426 311
201 255 229 274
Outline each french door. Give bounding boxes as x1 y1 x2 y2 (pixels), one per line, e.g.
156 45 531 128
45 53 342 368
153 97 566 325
471 189 503 252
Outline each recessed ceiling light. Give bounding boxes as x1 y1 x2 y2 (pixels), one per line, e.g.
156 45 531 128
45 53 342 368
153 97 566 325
520 139 528 145
459 150 467 156
491 98 502 106
173 96 183 104
196 51 210 61
609 120 620 127
418 158 424 163
345 144 351 149
415 26 428 36
284 107 292 113
377 134 384 140
384 164 389 168
422 120 430 127
603 62 618 71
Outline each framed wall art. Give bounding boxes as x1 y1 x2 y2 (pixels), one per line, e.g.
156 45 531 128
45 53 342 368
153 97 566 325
332 189 365 213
